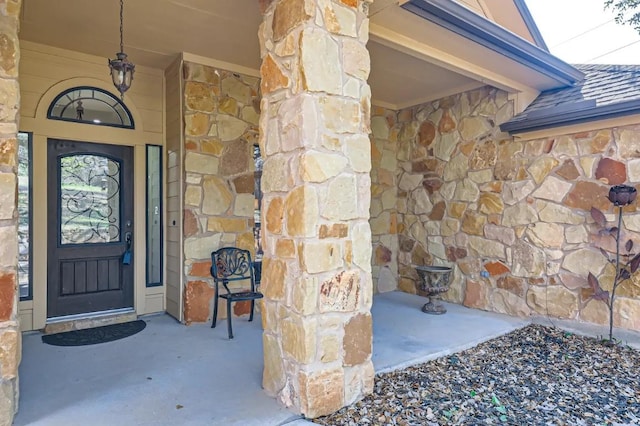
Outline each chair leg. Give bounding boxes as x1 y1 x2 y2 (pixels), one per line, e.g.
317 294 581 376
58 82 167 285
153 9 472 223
211 292 218 328
227 299 234 339
249 300 255 322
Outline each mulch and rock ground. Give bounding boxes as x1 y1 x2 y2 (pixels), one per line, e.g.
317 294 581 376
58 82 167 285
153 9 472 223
315 324 640 425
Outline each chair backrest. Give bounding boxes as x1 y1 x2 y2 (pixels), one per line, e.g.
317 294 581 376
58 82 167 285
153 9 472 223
210 247 256 292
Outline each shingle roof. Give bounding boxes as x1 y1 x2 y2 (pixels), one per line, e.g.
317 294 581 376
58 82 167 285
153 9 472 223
501 64 640 133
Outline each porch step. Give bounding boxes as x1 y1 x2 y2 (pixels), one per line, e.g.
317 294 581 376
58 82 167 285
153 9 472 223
44 311 138 335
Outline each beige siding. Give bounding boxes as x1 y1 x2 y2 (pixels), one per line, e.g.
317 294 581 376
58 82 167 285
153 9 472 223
164 56 184 321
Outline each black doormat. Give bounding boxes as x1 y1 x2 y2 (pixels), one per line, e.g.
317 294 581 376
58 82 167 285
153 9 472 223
42 320 146 346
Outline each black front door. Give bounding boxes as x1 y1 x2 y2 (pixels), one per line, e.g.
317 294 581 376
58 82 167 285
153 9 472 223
47 139 134 318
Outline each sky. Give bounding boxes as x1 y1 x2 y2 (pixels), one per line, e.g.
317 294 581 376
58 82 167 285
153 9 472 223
525 0 640 64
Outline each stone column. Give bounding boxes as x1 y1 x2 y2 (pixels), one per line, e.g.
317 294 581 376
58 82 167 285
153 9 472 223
259 0 374 418
0 0 22 424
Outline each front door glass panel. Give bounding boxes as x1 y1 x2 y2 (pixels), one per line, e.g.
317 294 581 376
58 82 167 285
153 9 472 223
59 155 121 245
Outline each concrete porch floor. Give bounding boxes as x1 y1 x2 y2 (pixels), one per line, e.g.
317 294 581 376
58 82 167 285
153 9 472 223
16 292 529 426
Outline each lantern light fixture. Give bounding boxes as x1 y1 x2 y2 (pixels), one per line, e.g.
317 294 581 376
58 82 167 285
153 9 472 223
108 0 135 98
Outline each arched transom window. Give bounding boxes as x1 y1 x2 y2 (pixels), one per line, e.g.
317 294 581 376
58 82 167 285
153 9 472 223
47 86 134 129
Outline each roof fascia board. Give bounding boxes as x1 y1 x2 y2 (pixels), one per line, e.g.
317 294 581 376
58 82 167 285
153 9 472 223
402 0 582 86
500 99 640 133
513 0 549 52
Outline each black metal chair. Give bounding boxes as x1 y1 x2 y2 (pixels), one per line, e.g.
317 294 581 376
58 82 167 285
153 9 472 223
210 247 263 339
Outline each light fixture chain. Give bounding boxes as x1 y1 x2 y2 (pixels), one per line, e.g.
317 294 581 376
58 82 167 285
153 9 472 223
119 0 124 53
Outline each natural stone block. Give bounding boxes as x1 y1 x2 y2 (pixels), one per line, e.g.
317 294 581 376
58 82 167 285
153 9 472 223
301 241 343 273
263 333 286 395
0 328 18 380
0 174 15 220
478 192 503 214
564 181 609 211
345 135 371 173
492 288 531 317
185 152 219 175
352 222 372 271
532 176 572 203
460 116 491 141
282 314 317 363
0 79 18 122
286 185 319 236
184 209 199 237
266 197 284 234
502 203 537 227
220 140 249 176
323 175 358 221
537 200 584 225
185 113 210 136
595 157 626 185
319 334 340 363
261 54 290 95
184 81 215 112
319 270 360 312
184 185 202 206
0 138 15 167
614 298 640 330
319 223 349 239
556 159 580 180
275 239 296 258
443 153 468 182
448 202 466 219
528 157 559 185
511 240 545 277
496 276 526 297
343 39 369 80
301 28 341 95
580 299 608 325
189 261 212 277
293 276 318 315
502 180 535 205
453 178 479 202
184 234 222 260
219 96 238 116
299 368 345 418
184 62 220 85
485 261 510 277
320 96 360 133
0 272 15 321
463 280 488 309
527 285 578 319
343 313 372 366
562 248 607 277
0 226 16 270
184 280 214 323
232 174 254 194
469 141 496 170
217 114 249 142
202 176 233 215
273 0 313 41
263 155 293 192
262 258 287 300
484 224 515 245
301 151 347 182
468 236 504 259
234 193 254 217
526 222 564 248
461 211 485 236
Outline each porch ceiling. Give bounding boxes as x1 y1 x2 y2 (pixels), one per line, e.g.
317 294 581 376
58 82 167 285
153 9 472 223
19 0 561 110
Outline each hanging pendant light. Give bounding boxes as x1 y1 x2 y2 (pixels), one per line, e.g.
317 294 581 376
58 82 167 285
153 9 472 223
108 0 135 98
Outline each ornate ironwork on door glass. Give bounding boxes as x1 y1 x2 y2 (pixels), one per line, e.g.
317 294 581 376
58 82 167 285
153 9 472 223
59 154 121 245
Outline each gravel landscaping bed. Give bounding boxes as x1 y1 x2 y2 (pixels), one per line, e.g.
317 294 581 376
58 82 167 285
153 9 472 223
315 324 640 425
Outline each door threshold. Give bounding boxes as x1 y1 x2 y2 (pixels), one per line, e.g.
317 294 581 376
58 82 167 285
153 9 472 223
44 308 137 335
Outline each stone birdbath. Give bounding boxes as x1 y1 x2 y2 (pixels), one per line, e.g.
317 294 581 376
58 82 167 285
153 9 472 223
415 265 452 314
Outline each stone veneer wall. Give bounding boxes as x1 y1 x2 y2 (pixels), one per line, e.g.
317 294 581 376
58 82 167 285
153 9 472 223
0 0 21 423
181 61 260 324
369 107 399 293
393 85 640 332
259 0 374 418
